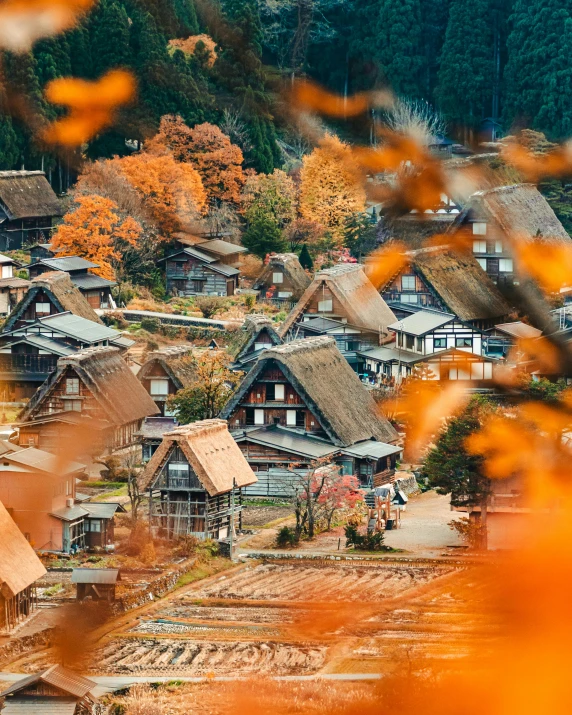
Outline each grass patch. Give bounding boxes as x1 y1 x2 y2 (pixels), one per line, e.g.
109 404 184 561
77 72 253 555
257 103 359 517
243 498 291 507
94 485 128 501
43 583 63 596
174 557 233 590
78 481 125 489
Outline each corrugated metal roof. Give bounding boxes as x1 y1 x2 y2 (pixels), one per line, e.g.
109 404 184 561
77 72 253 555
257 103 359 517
298 317 345 332
4 334 76 356
341 441 402 459
110 335 135 349
357 346 421 363
197 239 247 256
388 310 455 336
6 447 85 475
50 505 89 521
70 273 117 290
493 322 542 339
3 697 78 714
0 253 20 265
72 568 119 584
82 502 126 519
210 262 240 277
234 426 338 459
39 312 120 343
37 256 99 272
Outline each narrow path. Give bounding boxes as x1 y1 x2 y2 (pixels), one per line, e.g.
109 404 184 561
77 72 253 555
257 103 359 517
97 308 242 329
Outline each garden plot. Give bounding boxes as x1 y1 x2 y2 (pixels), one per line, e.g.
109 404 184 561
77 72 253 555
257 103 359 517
194 561 454 602
133 618 280 638
95 638 326 676
155 601 293 624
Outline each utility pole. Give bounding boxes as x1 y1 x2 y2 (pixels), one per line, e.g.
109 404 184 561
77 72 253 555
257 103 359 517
229 477 236 562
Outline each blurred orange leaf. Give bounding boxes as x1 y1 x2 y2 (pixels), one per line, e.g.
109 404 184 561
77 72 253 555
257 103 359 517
502 142 572 182
291 79 392 118
511 238 572 293
508 335 562 375
365 242 408 288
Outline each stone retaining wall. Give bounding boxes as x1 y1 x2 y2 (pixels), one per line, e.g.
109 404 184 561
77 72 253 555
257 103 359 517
112 560 195 614
0 627 56 667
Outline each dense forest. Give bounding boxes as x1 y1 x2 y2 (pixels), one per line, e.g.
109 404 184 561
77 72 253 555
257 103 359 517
0 0 571 183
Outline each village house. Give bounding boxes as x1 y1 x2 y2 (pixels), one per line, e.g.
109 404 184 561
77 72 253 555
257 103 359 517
483 321 543 359
221 337 401 495
377 246 511 329
253 253 311 302
226 314 283 371
17 346 159 460
449 184 572 286
0 664 100 713
173 232 247 267
138 345 196 415
280 264 397 365
137 416 178 463
0 278 30 318
0 171 63 251
140 419 257 540
28 255 116 309
0 312 134 401
159 244 240 297
3 272 104 332
0 497 46 631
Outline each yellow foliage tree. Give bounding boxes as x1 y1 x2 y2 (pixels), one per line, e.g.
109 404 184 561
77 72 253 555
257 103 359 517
299 134 366 245
51 195 142 280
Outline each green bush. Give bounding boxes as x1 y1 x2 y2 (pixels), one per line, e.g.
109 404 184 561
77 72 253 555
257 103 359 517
344 524 387 551
276 526 299 548
244 294 256 310
141 317 161 333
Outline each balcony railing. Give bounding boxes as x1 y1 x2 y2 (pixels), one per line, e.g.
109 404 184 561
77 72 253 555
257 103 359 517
0 354 59 374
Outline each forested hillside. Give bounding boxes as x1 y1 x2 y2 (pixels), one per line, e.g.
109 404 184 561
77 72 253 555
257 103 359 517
0 0 571 181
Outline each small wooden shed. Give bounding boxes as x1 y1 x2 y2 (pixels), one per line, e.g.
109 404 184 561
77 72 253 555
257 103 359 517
72 568 120 602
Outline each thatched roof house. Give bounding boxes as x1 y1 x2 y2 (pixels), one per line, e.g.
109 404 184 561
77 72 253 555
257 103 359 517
226 314 282 368
4 272 103 332
379 246 511 326
138 345 197 414
140 419 257 493
222 336 398 446
0 499 46 601
0 171 62 221
280 264 396 337
253 253 311 301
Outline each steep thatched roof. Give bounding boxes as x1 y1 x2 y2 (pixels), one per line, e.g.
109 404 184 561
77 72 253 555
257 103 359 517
280 264 397 336
0 171 63 219
0 500 46 599
452 184 572 243
222 336 398 446
378 213 456 250
254 253 311 298
138 345 197 390
4 272 102 331
226 315 282 361
20 346 159 426
139 419 257 494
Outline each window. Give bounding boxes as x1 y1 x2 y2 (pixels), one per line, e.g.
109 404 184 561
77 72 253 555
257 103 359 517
192 280 206 293
400 294 418 304
254 409 264 425
318 299 333 312
87 519 101 533
401 275 415 290
272 272 284 284
150 379 169 397
434 337 446 349
495 241 503 253
35 302 50 314
278 291 292 298
473 240 487 253
286 410 296 426
66 378 79 395
63 400 82 412
405 335 414 350
296 410 305 427
274 384 285 401
476 258 487 271
499 258 513 272
472 222 487 235
346 340 360 351
168 462 189 479
456 337 473 348
245 408 255 426
254 342 269 351
416 337 423 352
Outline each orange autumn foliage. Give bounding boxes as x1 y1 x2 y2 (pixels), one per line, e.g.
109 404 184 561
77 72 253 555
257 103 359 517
502 141 572 182
510 237 572 293
169 34 217 67
0 0 94 52
299 134 366 244
51 194 142 280
112 152 207 235
150 116 245 204
42 69 136 146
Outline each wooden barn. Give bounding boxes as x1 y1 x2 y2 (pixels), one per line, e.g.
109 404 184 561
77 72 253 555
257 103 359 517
0 171 63 251
18 346 159 457
226 314 282 371
449 184 572 286
28 255 116 309
159 245 240 297
0 499 46 631
140 419 257 540
253 253 311 302
0 665 99 714
138 345 196 415
377 246 511 329
72 568 120 602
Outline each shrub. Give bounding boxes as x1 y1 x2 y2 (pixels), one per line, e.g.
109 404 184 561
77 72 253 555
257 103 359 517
175 535 200 558
146 340 159 352
244 294 256 310
141 317 161 333
125 521 151 556
276 526 299 548
344 524 387 551
139 541 156 566
194 296 226 319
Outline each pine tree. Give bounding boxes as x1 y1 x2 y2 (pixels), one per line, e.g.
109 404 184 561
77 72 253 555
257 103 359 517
90 0 131 77
435 0 496 132
298 244 314 270
504 0 572 140
242 212 286 259
0 115 20 170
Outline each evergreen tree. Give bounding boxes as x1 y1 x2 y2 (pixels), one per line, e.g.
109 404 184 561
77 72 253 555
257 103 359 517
343 211 378 259
90 0 131 77
242 213 286 259
435 0 497 132
504 0 572 140
298 244 314 270
0 115 20 170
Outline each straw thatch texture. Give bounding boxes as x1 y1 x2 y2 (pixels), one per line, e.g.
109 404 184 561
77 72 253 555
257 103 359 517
378 213 455 250
138 346 197 390
280 264 396 336
4 272 102 331
254 253 311 298
140 419 257 494
226 315 282 361
222 336 398 446
412 247 511 322
454 184 571 243
0 500 46 599
0 171 62 220
20 346 159 425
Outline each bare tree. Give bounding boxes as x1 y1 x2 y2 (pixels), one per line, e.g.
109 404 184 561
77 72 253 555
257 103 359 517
384 98 446 147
